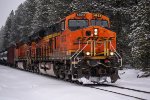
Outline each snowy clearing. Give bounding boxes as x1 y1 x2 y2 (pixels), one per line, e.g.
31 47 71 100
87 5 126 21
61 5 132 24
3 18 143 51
0 65 150 100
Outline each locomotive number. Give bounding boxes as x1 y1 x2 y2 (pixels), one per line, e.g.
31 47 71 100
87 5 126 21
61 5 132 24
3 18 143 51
93 13 102 18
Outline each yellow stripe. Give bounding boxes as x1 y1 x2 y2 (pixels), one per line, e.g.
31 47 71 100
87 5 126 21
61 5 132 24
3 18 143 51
43 33 61 40
86 56 107 59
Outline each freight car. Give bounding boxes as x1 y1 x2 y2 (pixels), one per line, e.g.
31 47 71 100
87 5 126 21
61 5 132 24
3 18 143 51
0 12 122 83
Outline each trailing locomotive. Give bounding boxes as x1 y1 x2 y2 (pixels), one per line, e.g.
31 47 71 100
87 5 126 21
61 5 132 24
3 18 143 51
0 12 122 83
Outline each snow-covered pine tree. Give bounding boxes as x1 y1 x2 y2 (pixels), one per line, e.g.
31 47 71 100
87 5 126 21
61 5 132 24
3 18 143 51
14 3 27 41
22 0 37 36
32 0 69 32
32 0 56 31
53 0 69 20
9 10 16 44
3 10 15 48
129 0 150 69
0 26 5 51
69 0 100 13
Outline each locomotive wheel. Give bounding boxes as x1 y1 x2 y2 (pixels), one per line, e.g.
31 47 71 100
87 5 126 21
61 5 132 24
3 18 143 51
67 74 72 82
36 66 40 73
53 64 60 78
33 64 38 73
58 69 65 79
110 69 120 83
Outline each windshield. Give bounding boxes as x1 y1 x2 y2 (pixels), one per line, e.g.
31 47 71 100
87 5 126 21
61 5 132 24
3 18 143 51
91 20 108 27
68 20 88 31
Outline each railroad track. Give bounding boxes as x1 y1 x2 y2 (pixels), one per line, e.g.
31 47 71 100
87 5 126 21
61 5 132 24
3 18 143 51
85 84 150 94
84 84 150 100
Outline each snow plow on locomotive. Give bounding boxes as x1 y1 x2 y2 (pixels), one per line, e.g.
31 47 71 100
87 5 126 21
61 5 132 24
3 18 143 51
0 12 122 83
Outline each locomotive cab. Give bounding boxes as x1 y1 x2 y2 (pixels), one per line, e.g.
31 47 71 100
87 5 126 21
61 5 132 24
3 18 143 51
63 12 116 59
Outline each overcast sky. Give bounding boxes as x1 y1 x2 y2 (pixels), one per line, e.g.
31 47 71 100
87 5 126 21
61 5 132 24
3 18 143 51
0 0 26 28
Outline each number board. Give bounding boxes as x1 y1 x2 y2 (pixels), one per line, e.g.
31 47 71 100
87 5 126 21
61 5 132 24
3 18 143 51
77 13 85 17
93 13 102 18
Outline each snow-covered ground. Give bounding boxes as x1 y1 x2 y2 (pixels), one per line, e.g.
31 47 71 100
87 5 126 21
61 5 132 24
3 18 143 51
116 69 150 92
97 69 150 100
0 65 150 100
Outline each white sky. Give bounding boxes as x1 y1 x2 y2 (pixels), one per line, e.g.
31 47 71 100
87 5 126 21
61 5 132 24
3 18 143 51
0 0 26 28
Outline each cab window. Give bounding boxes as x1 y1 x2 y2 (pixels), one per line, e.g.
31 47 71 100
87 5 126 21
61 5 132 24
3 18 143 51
91 20 108 28
68 19 88 31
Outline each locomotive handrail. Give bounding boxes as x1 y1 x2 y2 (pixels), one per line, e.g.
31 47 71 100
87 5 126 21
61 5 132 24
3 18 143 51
70 40 81 60
73 40 90 68
110 41 122 67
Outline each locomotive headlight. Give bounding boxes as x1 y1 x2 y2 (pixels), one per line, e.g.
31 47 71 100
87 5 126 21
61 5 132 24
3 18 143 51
110 52 114 56
94 29 98 35
86 52 90 56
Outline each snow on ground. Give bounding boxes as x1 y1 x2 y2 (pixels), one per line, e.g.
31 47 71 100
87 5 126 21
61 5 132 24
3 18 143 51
0 65 150 100
99 69 150 100
0 65 134 100
115 69 150 92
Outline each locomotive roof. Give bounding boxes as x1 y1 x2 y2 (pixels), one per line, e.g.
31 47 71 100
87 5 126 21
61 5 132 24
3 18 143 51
65 12 109 21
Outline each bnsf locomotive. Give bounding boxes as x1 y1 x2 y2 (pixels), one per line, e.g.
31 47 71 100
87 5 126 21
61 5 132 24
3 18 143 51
0 12 122 83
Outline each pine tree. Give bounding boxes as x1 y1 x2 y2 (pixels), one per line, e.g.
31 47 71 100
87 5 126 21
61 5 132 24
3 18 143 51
3 10 15 48
129 0 150 69
32 0 55 31
0 26 5 51
22 0 37 35
14 3 26 41
69 0 99 12
53 0 69 20
9 10 16 43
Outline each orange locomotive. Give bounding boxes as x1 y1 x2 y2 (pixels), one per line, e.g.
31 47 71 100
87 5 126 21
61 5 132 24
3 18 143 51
14 12 122 83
